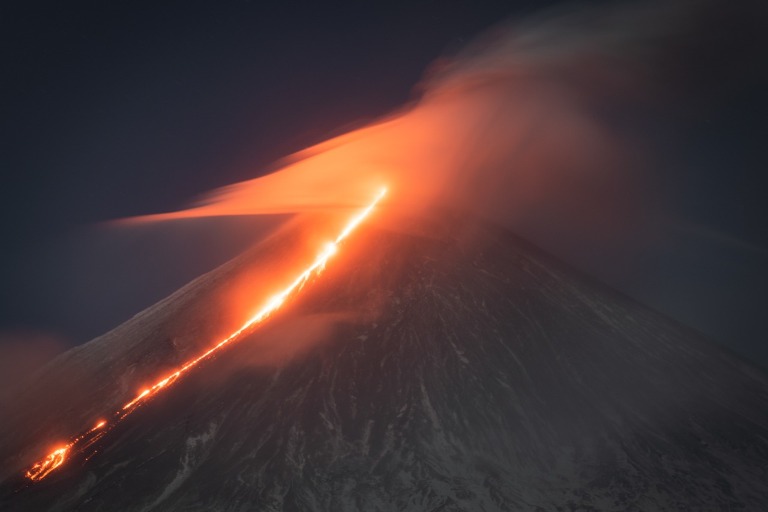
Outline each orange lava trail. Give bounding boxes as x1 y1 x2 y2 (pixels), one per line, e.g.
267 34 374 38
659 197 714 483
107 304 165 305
24 187 387 482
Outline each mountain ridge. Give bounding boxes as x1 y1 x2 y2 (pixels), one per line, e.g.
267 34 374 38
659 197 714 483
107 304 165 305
2 215 767 511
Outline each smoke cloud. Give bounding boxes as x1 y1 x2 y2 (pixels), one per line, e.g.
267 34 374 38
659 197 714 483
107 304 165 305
118 0 766 360
126 1 749 257
0 330 69 404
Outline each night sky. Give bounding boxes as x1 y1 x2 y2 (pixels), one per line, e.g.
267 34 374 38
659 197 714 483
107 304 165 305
1 0 766 377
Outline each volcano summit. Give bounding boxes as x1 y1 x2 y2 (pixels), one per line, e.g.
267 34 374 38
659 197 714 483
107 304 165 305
2 214 767 511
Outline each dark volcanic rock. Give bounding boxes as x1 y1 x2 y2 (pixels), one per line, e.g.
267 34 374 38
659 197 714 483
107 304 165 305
2 217 767 511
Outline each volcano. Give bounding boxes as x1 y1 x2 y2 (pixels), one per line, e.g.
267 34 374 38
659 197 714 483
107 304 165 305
2 214 767 511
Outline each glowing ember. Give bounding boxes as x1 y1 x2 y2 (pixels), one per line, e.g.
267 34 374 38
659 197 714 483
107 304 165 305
24 187 387 481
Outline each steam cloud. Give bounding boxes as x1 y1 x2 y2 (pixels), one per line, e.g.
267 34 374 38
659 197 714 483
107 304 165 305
127 0 765 285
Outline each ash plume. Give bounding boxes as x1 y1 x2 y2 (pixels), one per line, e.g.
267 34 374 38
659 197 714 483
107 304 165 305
127 0 765 266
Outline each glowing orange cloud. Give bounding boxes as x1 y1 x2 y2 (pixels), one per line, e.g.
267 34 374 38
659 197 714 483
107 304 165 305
24 187 386 482
124 80 636 255
123 11 651 260
124 97 496 223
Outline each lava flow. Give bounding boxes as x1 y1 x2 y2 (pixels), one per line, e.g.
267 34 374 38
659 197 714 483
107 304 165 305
24 187 387 482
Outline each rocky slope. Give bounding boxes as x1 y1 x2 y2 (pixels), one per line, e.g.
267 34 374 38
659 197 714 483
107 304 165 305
2 216 767 511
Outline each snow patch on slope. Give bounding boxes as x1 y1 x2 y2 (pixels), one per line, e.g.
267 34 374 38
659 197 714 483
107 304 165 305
143 421 218 511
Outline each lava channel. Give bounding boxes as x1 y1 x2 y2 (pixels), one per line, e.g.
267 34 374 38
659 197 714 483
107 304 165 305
24 186 387 482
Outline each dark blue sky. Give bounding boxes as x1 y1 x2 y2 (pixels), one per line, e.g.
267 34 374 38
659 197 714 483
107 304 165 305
1 0 766 372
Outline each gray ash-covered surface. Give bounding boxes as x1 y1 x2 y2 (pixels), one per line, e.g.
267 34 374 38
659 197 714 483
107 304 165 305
2 216 767 511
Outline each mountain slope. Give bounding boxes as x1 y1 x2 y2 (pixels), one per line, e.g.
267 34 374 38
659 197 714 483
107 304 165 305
2 216 768 511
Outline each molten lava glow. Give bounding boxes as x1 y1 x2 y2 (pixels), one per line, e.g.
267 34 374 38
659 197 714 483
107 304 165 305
24 187 387 482
25 418 109 481
25 447 68 481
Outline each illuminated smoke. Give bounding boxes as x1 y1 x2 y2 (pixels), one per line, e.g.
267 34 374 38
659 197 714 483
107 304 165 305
125 1 765 280
24 187 386 481
126 2 687 247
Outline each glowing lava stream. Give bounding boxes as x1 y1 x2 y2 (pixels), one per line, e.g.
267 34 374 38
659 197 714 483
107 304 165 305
24 187 387 482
